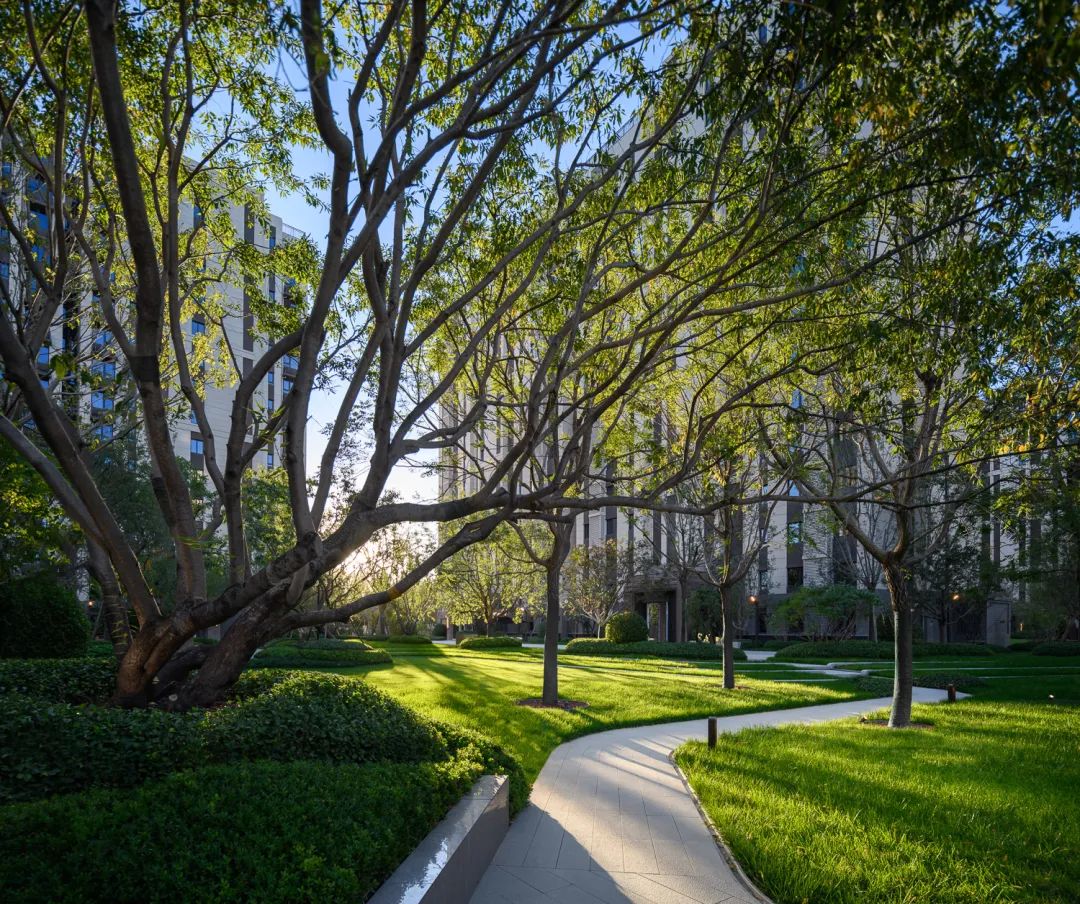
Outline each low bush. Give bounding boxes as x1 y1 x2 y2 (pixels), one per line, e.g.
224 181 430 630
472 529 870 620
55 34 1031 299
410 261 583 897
914 672 988 690
1 672 444 805
853 676 893 695
431 623 447 639
565 639 747 661
1007 639 1039 652
384 634 434 645
773 640 997 661
0 757 488 904
0 574 89 659
266 637 374 651
457 636 522 650
740 639 796 651
250 643 391 669
0 656 116 704
605 611 649 644
1032 641 1080 657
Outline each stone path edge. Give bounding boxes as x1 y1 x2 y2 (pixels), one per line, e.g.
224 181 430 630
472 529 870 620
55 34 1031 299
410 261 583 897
668 752 775 904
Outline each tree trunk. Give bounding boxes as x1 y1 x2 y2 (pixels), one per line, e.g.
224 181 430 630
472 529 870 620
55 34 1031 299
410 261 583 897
868 600 879 643
884 564 914 728
720 585 736 690
542 524 573 706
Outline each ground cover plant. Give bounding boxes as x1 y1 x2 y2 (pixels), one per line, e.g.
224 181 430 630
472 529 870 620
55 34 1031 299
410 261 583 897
0 758 489 903
0 575 89 659
675 674 1080 904
565 638 747 661
353 645 869 781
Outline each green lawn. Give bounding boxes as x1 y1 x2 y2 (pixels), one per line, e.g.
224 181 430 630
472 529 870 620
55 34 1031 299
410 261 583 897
342 645 870 781
676 673 1080 904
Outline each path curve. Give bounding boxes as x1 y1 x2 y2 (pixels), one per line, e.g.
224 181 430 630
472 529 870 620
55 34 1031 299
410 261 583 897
471 687 954 904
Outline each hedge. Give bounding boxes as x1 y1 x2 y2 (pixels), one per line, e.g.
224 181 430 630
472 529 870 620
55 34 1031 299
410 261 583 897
0 574 89 659
373 634 434 645
605 611 649 644
0 758 487 904
1007 639 1039 652
457 636 523 650
2 673 439 805
1032 641 1080 657
854 673 987 696
564 639 747 661
772 640 998 661
0 656 116 704
250 646 392 669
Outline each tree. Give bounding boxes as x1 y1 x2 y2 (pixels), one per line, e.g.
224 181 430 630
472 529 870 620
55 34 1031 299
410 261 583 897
437 526 542 636
770 584 877 641
562 539 635 637
2 0 1071 707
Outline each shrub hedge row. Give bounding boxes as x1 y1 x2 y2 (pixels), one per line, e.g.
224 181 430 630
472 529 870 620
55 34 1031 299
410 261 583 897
772 640 998 661
0 757 486 903
1032 641 1080 657
0 670 528 812
250 646 392 669
456 636 523 650
565 639 748 661
367 634 434 645
0 656 117 704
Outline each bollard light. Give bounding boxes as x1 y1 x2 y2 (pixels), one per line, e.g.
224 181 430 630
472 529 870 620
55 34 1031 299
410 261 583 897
708 717 717 748
947 683 957 703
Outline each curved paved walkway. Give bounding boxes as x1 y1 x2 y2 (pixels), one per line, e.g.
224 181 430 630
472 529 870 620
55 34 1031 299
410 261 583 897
471 687 953 904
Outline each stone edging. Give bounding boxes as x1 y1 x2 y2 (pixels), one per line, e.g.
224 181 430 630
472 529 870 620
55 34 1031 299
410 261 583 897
369 774 509 904
668 751 776 904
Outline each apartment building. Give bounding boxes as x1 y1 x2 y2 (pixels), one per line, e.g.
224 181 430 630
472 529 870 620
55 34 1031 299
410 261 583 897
0 157 297 474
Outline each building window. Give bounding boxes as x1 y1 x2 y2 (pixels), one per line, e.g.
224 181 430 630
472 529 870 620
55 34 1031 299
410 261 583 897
0 262 9 279
93 330 111 350
282 353 298 370
267 371 274 386
93 424 113 441
189 409 198 424
583 522 590 547
282 376 293 395
268 227 276 250
91 390 113 411
91 361 116 380
606 514 617 540
190 437 204 456
266 450 274 467
37 345 50 367
788 481 799 497
786 566 804 592
191 318 207 336
786 522 802 547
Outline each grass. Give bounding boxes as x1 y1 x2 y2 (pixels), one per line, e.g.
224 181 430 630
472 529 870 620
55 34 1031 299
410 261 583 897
676 666 1080 904
341 644 871 781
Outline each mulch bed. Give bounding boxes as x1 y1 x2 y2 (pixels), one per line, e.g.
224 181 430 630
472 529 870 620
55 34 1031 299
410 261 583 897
516 697 588 710
859 717 934 729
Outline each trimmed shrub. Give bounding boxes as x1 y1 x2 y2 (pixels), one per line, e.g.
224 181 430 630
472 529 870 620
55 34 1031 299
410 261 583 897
853 676 893 695
1032 641 1080 657
457 636 522 650
605 611 649 644
250 643 391 669
0 574 89 659
385 634 434 645
565 639 747 661
0 758 488 904
0 656 117 704
1007 639 1039 652
915 672 988 690
1 672 444 804
431 623 447 639
773 640 997 661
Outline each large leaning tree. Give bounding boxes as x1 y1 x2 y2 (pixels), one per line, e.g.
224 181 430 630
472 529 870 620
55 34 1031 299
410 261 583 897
0 0 1069 708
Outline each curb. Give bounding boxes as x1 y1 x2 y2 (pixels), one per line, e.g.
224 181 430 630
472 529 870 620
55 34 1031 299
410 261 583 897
669 750 776 904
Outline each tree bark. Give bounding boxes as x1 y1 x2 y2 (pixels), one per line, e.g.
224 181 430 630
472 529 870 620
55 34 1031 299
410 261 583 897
885 564 914 728
720 585 736 690
542 523 573 706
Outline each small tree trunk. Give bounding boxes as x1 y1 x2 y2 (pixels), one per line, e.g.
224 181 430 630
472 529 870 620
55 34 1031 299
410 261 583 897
868 599 879 643
885 564 914 728
542 524 573 706
720 585 736 690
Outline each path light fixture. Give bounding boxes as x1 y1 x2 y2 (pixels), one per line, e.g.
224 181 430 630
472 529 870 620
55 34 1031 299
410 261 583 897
951 592 961 602
748 595 757 605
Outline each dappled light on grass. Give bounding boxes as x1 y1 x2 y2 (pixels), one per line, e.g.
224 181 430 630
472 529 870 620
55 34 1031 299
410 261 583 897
676 699 1080 904
337 646 871 782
